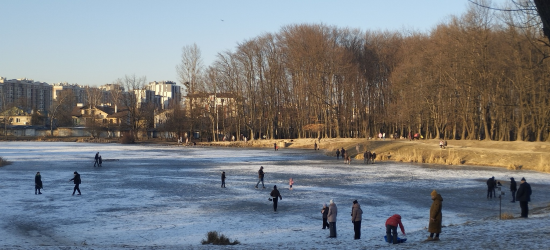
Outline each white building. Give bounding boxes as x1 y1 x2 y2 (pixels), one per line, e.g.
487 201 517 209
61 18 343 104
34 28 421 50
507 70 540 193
146 81 181 109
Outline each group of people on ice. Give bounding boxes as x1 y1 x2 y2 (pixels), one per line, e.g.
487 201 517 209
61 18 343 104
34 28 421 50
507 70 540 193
335 147 376 164
487 176 532 218
319 190 443 243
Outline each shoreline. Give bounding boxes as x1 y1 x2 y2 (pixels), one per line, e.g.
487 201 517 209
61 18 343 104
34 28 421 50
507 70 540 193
2 137 549 173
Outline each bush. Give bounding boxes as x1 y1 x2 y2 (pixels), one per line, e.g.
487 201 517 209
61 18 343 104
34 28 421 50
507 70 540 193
501 213 514 220
201 231 240 245
0 156 11 167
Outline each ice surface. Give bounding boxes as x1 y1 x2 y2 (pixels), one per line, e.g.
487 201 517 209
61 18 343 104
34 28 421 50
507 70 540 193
1 142 549 249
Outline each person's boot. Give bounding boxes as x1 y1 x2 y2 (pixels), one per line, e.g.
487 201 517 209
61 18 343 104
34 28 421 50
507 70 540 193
433 237 440 241
425 236 434 241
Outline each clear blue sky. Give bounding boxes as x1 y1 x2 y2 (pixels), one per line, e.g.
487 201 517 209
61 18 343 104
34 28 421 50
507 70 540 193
0 0 501 86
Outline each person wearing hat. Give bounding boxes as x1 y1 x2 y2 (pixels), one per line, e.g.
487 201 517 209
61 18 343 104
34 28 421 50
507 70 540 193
69 171 81 195
426 190 443 241
351 200 363 240
328 199 338 238
516 177 532 218
34 172 43 195
509 177 517 203
269 185 282 212
255 166 265 189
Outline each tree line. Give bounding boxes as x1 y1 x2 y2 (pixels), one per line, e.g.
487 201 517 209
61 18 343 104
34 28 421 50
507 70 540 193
175 2 550 142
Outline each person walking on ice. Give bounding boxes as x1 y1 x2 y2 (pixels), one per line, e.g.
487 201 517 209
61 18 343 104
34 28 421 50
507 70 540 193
35 172 43 195
269 185 282 212
98 155 103 167
255 166 265 189
221 171 226 188
426 190 443 241
94 152 99 167
69 171 82 195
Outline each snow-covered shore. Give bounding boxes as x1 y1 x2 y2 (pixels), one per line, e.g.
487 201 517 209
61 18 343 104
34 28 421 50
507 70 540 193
0 142 548 249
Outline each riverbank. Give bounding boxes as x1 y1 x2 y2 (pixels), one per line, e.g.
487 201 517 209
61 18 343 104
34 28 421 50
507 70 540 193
206 138 550 173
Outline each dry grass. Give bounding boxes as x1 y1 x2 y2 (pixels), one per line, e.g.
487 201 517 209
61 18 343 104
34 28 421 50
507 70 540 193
500 213 514 220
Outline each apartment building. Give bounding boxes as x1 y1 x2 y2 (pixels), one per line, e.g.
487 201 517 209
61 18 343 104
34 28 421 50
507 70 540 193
0 77 52 111
146 81 181 109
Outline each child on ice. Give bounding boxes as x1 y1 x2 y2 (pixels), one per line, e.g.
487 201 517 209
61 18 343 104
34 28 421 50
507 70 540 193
289 178 294 190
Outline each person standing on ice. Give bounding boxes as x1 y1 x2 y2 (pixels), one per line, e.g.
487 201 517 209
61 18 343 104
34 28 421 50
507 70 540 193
510 177 517 202
351 200 363 240
69 171 81 195
289 178 294 190
321 204 329 229
221 171 226 188
336 149 340 159
255 166 265 188
385 214 406 244
269 185 282 212
34 172 43 195
486 176 495 199
328 199 338 238
94 152 99 167
516 177 532 218
98 155 103 167
426 190 443 241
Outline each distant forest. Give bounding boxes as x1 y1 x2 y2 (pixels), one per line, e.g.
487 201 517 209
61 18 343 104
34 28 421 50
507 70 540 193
178 1 550 141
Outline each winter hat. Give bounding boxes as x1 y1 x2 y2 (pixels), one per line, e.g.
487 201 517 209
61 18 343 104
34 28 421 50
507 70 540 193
330 199 334 204
323 203 327 208
74 171 78 174
260 166 264 169
521 177 526 181
353 200 358 204
274 185 277 189
510 177 514 180
431 190 438 197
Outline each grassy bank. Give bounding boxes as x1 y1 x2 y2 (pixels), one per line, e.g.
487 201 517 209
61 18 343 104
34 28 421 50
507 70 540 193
207 138 550 173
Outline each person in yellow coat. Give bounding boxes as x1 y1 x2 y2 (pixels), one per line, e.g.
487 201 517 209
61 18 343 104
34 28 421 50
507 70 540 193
426 190 443 241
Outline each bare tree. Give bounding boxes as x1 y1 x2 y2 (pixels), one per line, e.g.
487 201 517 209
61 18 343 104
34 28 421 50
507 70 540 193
49 89 76 136
176 43 204 94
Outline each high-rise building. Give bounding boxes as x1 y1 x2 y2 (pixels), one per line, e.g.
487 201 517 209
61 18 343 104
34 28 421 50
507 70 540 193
0 77 52 111
146 81 181 109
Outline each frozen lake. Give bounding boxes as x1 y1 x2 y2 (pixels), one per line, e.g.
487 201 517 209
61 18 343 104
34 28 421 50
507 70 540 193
1 142 549 249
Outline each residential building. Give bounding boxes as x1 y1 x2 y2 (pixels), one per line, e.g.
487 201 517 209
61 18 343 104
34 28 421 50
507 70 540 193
146 81 181 109
0 77 52 112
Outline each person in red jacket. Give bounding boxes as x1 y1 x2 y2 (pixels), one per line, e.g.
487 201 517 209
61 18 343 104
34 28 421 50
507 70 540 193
385 214 406 244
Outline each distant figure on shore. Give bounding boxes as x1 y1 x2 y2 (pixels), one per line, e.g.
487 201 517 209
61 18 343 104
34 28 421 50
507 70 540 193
341 147 346 157
221 171 226 188
364 151 372 164
487 176 495 199
69 171 81 196
269 185 282 212
255 166 265 189
336 149 340 159
274 143 278 151
94 152 99 167
35 172 43 195
510 177 517 202
516 177 532 218
439 140 444 149
356 144 360 153
426 190 443 241
314 142 318 150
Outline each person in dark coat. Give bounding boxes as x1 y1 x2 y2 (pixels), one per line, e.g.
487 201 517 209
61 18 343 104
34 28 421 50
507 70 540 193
94 152 99 167
321 203 329 229
98 155 103 167
351 200 363 240
270 185 282 212
516 177 532 218
69 171 81 195
34 172 43 195
221 171 226 188
341 148 346 157
386 214 406 244
486 176 495 199
336 149 340 159
510 177 517 202
255 166 265 188
328 199 338 238
426 190 443 241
